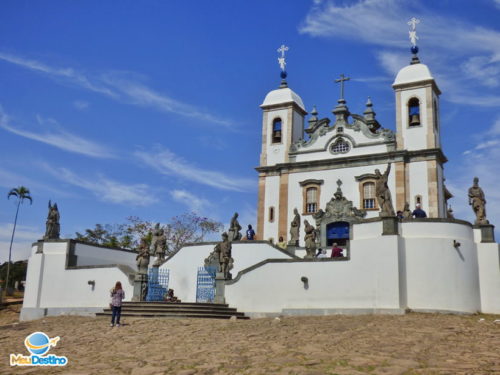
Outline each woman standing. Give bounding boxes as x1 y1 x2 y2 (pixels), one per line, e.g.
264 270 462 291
110 281 125 327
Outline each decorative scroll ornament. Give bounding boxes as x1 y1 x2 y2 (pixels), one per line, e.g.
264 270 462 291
313 180 366 224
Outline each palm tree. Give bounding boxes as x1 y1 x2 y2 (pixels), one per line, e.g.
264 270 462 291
4 186 32 296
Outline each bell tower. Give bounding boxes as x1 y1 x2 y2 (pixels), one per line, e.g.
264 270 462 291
256 45 306 241
392 18 446 218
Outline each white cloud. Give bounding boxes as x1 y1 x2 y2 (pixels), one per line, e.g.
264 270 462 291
494 0 500 9
135 147 255 192
42 165 158 206
0 106 115 159
0 52 116 97
300 0 500 106
73 100 89 110
0 223 40 262
170 189 212 213
450 118 500 232
0 52 232 127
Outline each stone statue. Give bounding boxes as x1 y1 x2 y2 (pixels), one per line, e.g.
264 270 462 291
215 232 233 279
402 202 412 219
374 164 395 217
44 200 60 240
136 238 150 275
303 219 317 259
468 177 488 225
150 223 167 266
289 208 301 246
227 212 242 242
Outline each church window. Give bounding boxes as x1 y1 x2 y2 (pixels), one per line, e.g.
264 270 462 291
306 187 318 213
415 195 422 205
331 138 350 154
408 98 420 126
268 206 275 222
272 118 282 143
433 99 438 130
362 182 376 209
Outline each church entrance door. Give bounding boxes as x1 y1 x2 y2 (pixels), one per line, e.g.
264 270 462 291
326 221 349 247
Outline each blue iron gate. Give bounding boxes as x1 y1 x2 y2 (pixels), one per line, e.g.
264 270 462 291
146 268 170 301
196 266 216 303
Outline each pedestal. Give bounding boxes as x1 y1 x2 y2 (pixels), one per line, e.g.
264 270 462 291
476 224 495 243
132 273 148 302
214 273 226 304
382 217 399 235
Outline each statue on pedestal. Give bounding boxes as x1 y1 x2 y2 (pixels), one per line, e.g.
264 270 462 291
204 232 234 279
402 202 412 219
227 212 242 242
304 219 317 259
289 208 301 246
468 177 488 225
44 200 60 240
136 238 150 275
151 223 167 266
374 164 395 217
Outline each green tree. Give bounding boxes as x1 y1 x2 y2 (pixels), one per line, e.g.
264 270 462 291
4 186 32 293
75 213 223 253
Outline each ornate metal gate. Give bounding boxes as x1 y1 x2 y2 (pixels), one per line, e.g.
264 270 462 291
146 268 169 301
196 266 216 303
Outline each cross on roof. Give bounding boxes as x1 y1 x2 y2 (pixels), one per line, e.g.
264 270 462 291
277 44 289 72
335 74 350 100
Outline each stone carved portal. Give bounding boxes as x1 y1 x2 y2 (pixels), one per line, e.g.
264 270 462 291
313 180 366 248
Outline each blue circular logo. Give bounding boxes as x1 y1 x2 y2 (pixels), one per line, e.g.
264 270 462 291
25 332 51 356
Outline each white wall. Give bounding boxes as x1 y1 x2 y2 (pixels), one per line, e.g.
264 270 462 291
73 242 136 268
263 175 280 242
408 161 429 210
476 239 500 314
225 235 402 314
266 108 289 166
402 222 481 313
160 242 294 303
22 241 135 321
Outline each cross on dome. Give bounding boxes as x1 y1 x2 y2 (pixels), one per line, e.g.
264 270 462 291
277 44 289 72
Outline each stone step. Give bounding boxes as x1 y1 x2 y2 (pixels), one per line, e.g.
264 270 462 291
122 302 229 308
96 301 249 320
103 306 240 313
96 311 249 319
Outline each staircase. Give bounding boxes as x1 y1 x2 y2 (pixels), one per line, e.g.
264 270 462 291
96 301 249 320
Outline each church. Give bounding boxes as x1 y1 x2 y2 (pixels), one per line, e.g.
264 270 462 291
20 23 499 321
257 44 449 248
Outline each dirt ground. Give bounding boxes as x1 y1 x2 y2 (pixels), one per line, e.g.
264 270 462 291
0 305 499 375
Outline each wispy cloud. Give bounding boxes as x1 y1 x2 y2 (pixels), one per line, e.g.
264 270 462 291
451 117 500 232
0 223 41 262
73 100 89 110
135 146 255 192
300 0 500 106
170 189 212 213
0 106 115 159
0 52 232 127
0 52 116 97
42 164 158 206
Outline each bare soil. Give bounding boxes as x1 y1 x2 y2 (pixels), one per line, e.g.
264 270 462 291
0 306 499 375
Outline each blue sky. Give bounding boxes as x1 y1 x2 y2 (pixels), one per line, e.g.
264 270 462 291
1 0 500 261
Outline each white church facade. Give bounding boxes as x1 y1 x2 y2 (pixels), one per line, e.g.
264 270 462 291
20 36 500 321
257 54 448 247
